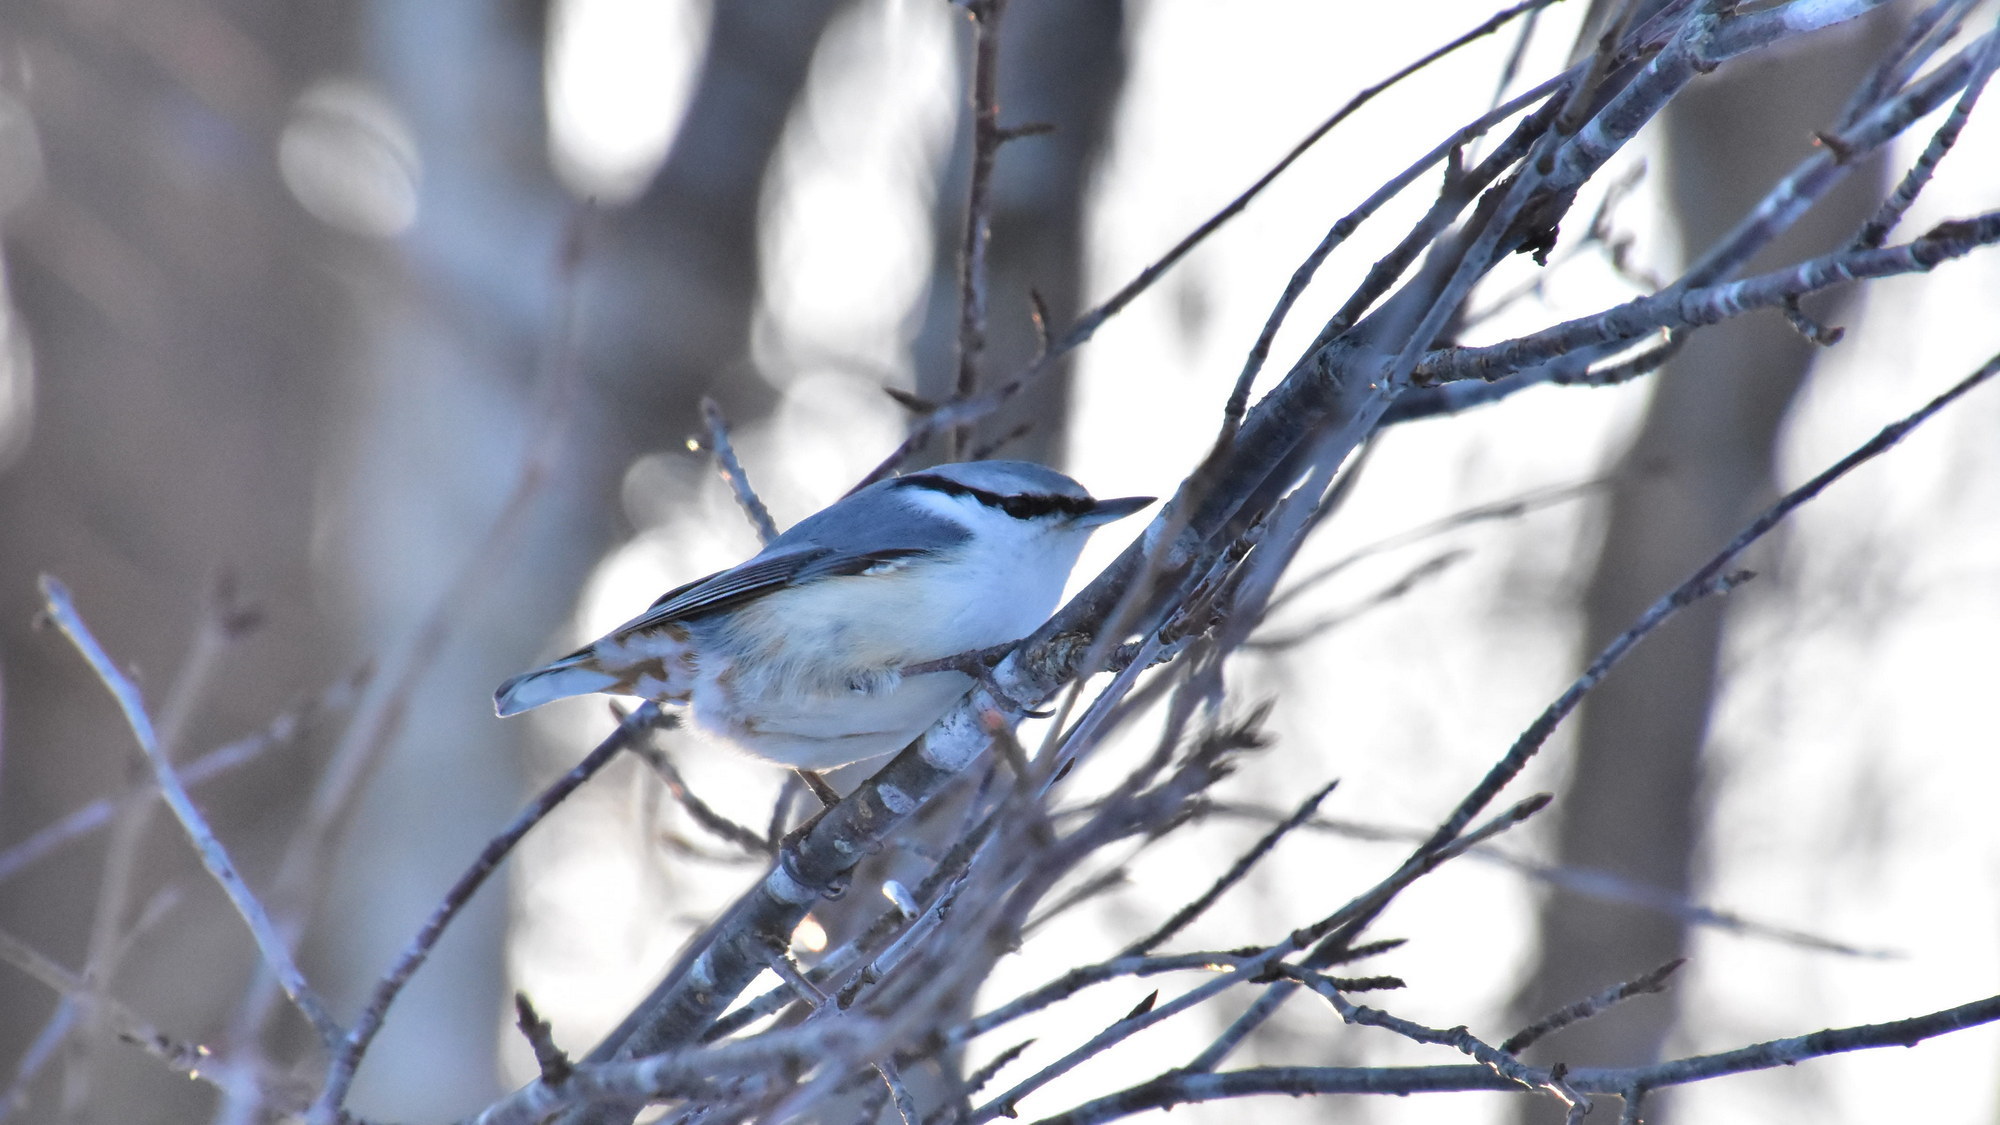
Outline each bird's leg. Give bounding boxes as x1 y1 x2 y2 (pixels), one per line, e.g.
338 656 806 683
774 793 851 901
795 769 841 808
899 639 1018 677
768 771 838 890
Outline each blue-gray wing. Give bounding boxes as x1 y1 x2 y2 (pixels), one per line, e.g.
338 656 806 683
640 544 828 612
618 481 970 630
635 548 830 623
624 546 929 628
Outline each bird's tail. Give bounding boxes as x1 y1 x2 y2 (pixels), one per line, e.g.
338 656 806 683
494 652 620 717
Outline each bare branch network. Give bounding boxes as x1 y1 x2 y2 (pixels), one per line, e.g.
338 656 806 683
11 2 2000 1124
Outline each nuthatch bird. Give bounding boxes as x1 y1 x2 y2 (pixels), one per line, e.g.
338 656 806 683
495 461 1152 770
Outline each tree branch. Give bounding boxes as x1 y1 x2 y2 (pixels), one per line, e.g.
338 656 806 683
1033 991 2000 1124
1412 213 2000 386
311 706 665 1123
38 578 342 1047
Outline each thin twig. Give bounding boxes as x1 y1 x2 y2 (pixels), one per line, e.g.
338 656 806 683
1269 480 1599 615
1417 211 2000 386
950 953 1284 1048
1285 966 1587 1113
0 927 268 1104
66 575 248 1109
1 996 73 1125
857 4 1563 488
701 397 780 545
1248 551 1467 651
949 0 1008 459
1021 869 1128 937
848 1072 896 1125
1202 801 1894 958
515 992 575 1087
1502 958 1687 1054
0 664 369 885
628 738 774 856
38 577 341 1045
1835 0 1977 131
1221 0 1565 433
877 1059 920 1125
968 795 1550 1123
1384 330 1684 423
1556 0 1642 137
1420 350 2000 861
310 705 666 1123
769 946 830 1008
1121 779 1339 957
1031 991 2000 1124
1851 23 2000 249
1182 796 1553 1075
1490 5 1544 114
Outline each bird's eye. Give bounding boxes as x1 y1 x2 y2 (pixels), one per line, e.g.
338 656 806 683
1002 497 1036 519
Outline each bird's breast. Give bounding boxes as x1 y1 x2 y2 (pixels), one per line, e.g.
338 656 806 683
678 538 1083 768
709 552 1062 680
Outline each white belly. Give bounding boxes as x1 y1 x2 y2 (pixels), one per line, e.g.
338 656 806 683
688 667 976 770
679 542 1078 769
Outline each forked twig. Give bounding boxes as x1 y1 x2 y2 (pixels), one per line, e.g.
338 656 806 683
1221 0 1565 432
38 578 340 1045
1159 346 2000 1105
1502 958 1687 1054
858 0 1560 485
1851 24 2000 249
1034 992 2000 1123
950 0 1009 459
1284 966 1588 1115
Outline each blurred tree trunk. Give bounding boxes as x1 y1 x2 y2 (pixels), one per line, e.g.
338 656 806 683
913 1 1126 466
1509 12 1894 1118
811 5 1126 1120
586 0 848 436
313 4 576 1117
325 1 845 1117
0 3 357 1121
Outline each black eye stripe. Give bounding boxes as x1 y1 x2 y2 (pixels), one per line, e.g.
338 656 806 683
898 474 1095 519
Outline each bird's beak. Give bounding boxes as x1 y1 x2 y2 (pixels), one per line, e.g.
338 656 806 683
1074 495 1155 528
